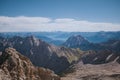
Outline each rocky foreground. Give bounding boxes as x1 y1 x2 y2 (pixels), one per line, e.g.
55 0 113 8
61 61 120 80
0 48 60 80
61 51 120 80
0 48 120 80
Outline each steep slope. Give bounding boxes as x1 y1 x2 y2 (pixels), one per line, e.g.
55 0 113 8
0 36 82 74
62 50 120 80
65 38 120 64
63 35 120 52
81 50 120 64
63 35 90 50
63 35 100 51
99 39 120 54
0 48 60 80
57 48 120 65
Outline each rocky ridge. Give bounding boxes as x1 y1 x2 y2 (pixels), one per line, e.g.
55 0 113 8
62 62 120 80
0 48 60 80
63 35 89 48
0 36 83 73
63 35 120 52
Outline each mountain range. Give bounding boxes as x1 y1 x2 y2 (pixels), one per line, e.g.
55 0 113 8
0 36 83 74
62 34 120 79
0 32 120 80
63 35 120 53
0 31 120 45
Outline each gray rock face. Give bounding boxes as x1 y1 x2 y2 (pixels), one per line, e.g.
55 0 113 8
64 35 89 48
64 35 120 52
61 50 120 80
0 36 82 74
81 50 120 64
0 48 60 80
62 62 120 80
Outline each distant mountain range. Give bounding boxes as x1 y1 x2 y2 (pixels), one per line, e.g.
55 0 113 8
0 31 120 45
63 35 120 53
0 31 120 80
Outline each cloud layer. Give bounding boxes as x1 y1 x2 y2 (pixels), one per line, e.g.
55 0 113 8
0 16 120 32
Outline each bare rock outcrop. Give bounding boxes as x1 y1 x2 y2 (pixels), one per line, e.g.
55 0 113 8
0 48 60 80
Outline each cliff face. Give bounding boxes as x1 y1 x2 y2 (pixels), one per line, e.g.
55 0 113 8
81 50 120 64
0 48 60 80
0 36 82 73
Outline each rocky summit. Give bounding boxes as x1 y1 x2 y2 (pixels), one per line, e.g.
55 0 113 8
0 48 60 80
63 35 89 48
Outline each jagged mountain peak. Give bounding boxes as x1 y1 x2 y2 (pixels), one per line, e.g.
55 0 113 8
68 35 88 41
26 35 41 46
64 35 89 48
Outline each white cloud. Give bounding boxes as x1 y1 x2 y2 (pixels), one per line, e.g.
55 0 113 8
0 16 120 32
55 18 75 23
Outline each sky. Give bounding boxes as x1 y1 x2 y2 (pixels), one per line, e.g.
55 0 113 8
0 0 120 32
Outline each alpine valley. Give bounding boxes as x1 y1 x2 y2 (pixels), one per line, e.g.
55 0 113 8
0 31 120 80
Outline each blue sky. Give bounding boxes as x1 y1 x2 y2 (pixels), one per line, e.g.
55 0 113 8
0 0 120 32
